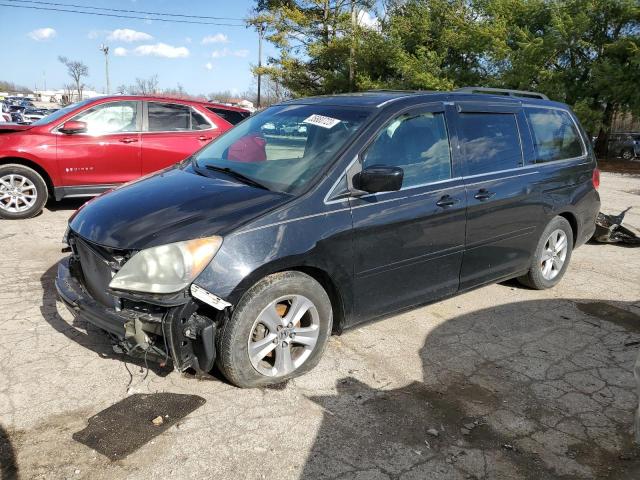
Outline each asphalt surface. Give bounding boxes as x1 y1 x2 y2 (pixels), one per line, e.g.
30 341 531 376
1 172 640 479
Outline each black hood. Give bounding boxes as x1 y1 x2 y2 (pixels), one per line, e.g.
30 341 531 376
69 165 290 250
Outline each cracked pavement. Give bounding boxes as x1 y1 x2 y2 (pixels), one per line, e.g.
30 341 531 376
1 171 640 479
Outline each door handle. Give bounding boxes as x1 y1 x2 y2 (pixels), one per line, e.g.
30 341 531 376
436 195 459 208
198 135 213 141
119 137 138 144
474 189 496 201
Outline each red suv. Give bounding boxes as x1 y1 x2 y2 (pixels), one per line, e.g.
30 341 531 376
0 95 249 219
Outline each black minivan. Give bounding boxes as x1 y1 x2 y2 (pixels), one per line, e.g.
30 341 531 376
56 88 601 387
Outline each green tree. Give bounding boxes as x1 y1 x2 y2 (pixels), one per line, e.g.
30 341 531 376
493 0 640 153
253 0 640 152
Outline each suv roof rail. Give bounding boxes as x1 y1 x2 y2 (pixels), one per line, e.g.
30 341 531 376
456 87 549 100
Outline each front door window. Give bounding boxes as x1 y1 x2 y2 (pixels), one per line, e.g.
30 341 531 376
71 101 139 134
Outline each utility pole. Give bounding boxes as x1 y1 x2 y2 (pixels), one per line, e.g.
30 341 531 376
349 1 356 91
257 23 265 109
99 44 110 94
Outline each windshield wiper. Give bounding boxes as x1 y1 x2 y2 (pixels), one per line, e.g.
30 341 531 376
204 165 271 191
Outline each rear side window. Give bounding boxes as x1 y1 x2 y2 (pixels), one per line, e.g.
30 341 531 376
147 102 215 132
206 107 249 125
148 102 190 131
458 113 522 175
525 108 584 162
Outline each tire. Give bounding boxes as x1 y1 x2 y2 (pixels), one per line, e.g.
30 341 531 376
621 149 635 161
518 216 574 290
0 164 48 220
217 271 333 388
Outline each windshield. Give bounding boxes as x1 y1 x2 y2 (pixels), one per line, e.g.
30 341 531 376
31 98 95 126
192 104 372 194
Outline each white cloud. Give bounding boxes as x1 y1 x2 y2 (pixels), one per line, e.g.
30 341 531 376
357 11 379 30
108 28 153 42
211 48 249 58
28 27 56 41
133 43 189 58
202 33 229 44
114 47 128 57
204 62 213 71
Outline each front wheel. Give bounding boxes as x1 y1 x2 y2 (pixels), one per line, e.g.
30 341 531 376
0 164 48 219
216 271 333 388
518 216 574 290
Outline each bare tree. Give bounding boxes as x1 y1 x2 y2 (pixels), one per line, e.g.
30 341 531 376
62 83 76 105
58 56 89 101
129 75 159 95
115 84 127 95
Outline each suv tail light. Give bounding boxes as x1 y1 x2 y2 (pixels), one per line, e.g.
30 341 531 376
592 167 600 190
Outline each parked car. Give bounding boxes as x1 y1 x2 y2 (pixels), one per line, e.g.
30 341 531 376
607 132 640 161
0 103 10 123
0 95 248 219
55 88 600 387
22 107 48 123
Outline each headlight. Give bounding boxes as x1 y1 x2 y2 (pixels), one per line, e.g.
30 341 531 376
109 236 222 294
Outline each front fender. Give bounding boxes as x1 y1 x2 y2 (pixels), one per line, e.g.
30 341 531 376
194 206 354 317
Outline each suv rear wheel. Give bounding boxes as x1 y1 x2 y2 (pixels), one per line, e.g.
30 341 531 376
216 271 333 388
621 148 635 161
0 164 48 220
518 216 574 290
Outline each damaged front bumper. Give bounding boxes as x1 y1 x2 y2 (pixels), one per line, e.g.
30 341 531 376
55 256 226 373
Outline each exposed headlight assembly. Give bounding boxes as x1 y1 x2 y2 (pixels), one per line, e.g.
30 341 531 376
109 236 222 294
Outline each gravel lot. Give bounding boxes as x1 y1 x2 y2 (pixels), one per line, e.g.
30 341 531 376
1 172 640 480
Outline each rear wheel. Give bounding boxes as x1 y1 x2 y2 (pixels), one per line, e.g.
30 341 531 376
621 148 635 161
0 164 48 219
518 216 573 290
217 271 333 388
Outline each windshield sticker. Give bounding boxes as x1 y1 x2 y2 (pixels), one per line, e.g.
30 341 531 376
303 114 341 129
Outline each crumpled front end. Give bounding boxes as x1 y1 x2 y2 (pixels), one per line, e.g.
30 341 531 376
55 231 229 373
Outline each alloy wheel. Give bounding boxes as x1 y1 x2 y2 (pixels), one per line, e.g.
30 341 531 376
0 174 38 213
248 294 320 377
540 229 568 280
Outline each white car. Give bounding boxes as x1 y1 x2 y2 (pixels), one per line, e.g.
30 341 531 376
0 103 11 123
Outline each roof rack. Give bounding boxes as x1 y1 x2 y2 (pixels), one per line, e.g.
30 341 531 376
455 87 548 100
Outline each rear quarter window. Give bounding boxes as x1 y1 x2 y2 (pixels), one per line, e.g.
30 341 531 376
525 108 584 162
206 107 249 125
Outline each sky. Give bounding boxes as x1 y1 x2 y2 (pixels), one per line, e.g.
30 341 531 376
0 0 276 96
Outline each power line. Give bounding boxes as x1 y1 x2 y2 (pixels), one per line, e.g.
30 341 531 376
0 2 247 26
4 0 245 21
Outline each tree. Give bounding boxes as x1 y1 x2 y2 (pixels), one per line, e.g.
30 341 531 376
491 0 640 155
0 80 32 93
255 0 640 151
58 56 88 101
130 75 160 95
250 0 378 96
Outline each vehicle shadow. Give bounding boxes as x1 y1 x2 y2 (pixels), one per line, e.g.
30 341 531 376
0 422 18 480
301 298 640 479
45 197 86 213
39 263 171 377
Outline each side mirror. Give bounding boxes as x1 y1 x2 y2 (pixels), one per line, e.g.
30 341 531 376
353 165 403 194
59 120 87 134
